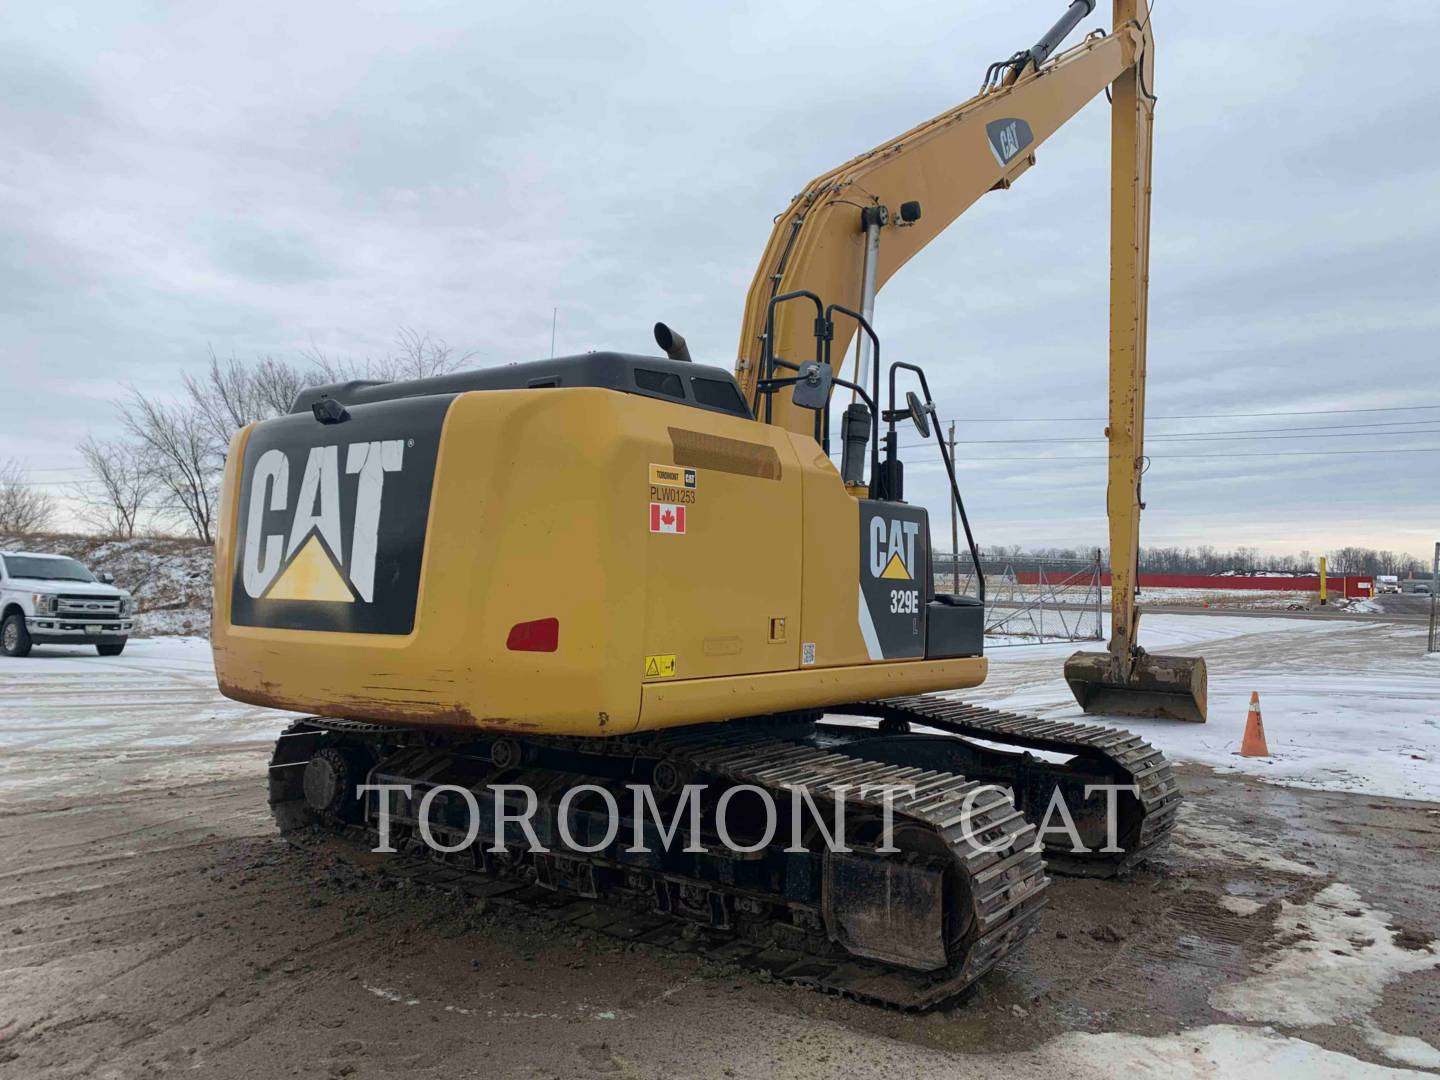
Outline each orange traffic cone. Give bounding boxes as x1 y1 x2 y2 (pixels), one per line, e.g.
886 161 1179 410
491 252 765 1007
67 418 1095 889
1239 691 1270 757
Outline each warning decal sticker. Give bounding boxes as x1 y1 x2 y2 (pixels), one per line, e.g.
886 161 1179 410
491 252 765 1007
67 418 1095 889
650 502 687 534
644 654 677 678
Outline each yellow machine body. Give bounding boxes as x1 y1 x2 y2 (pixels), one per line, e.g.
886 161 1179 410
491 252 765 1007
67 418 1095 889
216 0 1203 731
212 382 985 736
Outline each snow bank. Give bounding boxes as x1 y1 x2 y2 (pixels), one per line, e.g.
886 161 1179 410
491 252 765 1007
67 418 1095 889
1 533 212 637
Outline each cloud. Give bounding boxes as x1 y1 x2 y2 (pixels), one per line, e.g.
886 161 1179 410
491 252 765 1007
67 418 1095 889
1 0 1436 555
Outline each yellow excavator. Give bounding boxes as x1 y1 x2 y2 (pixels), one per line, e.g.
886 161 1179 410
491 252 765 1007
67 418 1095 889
213 0 1201 1008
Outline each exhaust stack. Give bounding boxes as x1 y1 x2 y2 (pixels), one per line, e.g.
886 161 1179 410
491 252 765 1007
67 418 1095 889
653 322 692 363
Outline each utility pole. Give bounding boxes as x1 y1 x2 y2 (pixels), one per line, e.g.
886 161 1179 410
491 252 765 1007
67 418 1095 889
948 421 959 593
550 308 558 358
1428 541 1438 654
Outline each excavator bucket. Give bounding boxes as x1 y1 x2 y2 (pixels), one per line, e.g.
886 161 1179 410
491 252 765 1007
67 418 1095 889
1063 650 1208 724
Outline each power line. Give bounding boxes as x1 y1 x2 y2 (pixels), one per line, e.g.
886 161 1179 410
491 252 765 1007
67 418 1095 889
1146 417 1440 435
954 403 1440 423
1146 418 1440 437
945 447 1440 462
841 446 1440 463
936 428 1440 446
837 417 1440 450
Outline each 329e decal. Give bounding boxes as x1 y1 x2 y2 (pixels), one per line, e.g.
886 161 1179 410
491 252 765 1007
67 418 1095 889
857 501 929 660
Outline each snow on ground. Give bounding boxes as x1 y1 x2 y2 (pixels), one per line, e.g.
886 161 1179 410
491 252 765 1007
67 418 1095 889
1036 1024 1429 1079
969 613 1440 803
1169 803 1324 877
1362 1028 1440 1071
1211 882 1440 1027
1205 881 1440 1073
0 636 298 805
1123 586 1315 609
4 614 1435 808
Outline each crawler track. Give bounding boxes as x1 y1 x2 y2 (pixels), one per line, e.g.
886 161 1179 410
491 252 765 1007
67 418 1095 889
269 695 1177 1008
828 695 1181 876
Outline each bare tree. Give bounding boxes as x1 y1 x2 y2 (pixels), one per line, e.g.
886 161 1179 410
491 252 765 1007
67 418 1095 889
183 349 308 456
94 330 470 545
0 459 57 536
75 436 155 538
301 329 475 384
384 327 476 380
121 392 219 544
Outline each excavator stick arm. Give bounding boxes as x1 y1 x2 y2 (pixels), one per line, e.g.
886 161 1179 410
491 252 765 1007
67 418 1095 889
1065 0 1207 722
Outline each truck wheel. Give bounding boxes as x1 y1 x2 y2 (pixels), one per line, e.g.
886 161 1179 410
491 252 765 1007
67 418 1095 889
96 641 126 657
2 614 32 657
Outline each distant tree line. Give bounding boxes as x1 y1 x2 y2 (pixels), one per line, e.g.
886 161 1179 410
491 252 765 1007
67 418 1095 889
978 544 1430 578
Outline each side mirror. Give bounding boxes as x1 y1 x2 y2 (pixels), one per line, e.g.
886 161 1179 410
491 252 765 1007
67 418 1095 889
792 360 833 411
100 572 115 584
906 391 931 438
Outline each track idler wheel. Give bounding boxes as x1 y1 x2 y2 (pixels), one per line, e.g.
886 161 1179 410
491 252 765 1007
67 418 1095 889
302 746 369 822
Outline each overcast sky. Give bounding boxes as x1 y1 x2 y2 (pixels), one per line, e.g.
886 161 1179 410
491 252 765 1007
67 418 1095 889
3 1 1437 559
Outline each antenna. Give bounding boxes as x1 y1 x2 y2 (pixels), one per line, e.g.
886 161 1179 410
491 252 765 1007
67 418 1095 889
550 307 557 358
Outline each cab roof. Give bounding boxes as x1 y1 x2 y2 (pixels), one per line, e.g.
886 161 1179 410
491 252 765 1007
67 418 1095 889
289 352 753 421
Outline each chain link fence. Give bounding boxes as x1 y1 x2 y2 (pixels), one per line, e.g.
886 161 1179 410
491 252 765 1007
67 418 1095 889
935 551 1104 646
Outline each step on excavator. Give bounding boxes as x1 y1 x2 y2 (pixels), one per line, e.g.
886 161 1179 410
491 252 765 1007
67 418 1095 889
213 0 1205 1008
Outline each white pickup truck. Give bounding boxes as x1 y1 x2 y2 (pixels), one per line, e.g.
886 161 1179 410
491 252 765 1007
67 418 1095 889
0 550 135 657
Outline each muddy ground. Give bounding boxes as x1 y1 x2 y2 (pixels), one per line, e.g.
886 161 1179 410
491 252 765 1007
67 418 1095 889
2 622 1438 1078
2 755 1437 1078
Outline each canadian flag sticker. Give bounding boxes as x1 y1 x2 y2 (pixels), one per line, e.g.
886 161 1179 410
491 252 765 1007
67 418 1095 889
649 502 686 534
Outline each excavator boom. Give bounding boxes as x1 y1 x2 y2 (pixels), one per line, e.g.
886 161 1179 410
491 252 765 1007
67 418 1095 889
736 0 1206 723
736 5 1137 423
